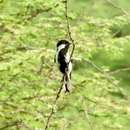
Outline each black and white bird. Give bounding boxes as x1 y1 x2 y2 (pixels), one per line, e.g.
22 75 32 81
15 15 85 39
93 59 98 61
55 40 72 92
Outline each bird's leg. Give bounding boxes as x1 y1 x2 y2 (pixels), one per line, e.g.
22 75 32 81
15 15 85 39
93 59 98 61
69 72 71 79
61 75 64 82
64 73 70 93
61 74 69 92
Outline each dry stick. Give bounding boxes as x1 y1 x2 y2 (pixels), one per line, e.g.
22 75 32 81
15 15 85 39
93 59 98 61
85 59 127 98
64 0 75 63
37 56 45 74
20 122 34 130
0 121 21 130
26 3 59 21
83 103 94 130
45 1 75 129
44 74 70 130
65 1 93 129
106 0 130 17
108 67 130 75
44 83 63 130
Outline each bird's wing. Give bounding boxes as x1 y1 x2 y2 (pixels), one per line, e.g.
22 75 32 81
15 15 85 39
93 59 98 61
65 52 70 63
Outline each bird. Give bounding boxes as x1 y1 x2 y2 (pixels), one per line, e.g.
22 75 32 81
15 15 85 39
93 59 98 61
54 39 72 92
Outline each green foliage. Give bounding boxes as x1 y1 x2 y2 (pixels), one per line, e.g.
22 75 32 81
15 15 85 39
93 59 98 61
0 0 130 130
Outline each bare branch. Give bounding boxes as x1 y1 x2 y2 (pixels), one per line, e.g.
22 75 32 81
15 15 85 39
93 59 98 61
64 0 75 63
44 1 76 129
25 3 59 21
0 121 21 130
83 101 94 130
37 56 45 74
106 0 130 17
108 67 130 75
44 82 63 130
82 59 127 99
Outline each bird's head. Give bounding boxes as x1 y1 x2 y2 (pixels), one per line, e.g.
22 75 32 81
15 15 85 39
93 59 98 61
57 40 70 50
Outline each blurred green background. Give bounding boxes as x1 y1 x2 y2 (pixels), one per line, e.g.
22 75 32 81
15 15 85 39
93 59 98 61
0 0 130 130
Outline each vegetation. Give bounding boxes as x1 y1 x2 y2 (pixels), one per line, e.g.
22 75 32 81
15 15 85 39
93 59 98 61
0 0 130 130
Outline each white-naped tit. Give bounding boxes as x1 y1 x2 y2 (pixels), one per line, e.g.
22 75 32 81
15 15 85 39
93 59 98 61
54 40 72 92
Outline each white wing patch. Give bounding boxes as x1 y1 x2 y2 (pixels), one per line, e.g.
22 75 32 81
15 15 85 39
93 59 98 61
65 52 70 63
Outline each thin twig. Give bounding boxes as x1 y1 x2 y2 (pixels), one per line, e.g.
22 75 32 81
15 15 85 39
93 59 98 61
84 59 127 98
106 0 130 17
25 3 59 21
108 67 130 75
0 121 21 130
44 82 63 130
20 122 34 130
37 56 45 74
44 1 75 129
83 102 94 130
64 0 75 63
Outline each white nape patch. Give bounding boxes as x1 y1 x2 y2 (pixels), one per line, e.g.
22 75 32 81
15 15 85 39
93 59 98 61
55 44 66 64
58 44 66 51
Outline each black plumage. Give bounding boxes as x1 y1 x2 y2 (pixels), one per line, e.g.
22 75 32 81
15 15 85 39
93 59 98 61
56 40 70 74
55 40 72 92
